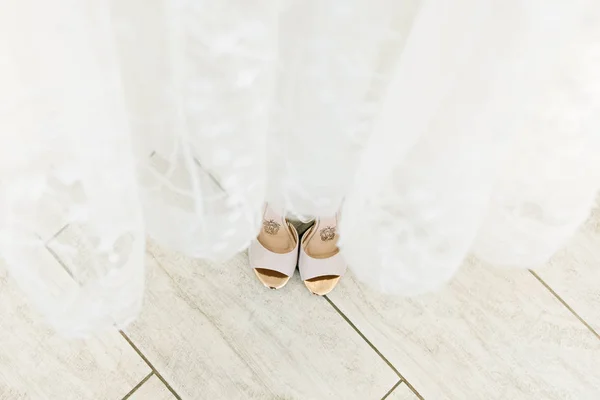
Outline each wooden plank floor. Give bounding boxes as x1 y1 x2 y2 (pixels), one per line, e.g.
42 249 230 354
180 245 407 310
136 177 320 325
385 382 420 400
533 208 600 336
128 374 175 400
123 243 397 399
0 254 150 400
0 209 599 399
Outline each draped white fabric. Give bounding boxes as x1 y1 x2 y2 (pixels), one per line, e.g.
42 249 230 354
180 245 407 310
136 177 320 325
1 0 599 335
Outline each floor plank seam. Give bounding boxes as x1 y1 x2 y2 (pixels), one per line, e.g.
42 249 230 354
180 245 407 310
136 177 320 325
323 296 424 400
380 379 402 400
119 331 184 400
45 245 76 280
47 223 70 244
120 371 154 400
529 270 600 341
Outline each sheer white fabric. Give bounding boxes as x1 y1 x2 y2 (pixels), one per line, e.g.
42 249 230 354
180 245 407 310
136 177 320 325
1 0 599 335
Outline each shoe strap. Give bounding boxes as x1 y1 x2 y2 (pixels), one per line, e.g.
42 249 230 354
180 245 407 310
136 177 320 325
298 245 347 281
249 238 298 278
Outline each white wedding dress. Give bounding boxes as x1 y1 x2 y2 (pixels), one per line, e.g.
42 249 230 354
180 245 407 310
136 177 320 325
1 0 599 335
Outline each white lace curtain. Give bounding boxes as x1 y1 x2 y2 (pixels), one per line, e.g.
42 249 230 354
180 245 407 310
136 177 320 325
1 0 599 336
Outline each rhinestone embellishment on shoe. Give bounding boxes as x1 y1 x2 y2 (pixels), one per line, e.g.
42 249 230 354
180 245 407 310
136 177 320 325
319 226 336 241
263 219 281 235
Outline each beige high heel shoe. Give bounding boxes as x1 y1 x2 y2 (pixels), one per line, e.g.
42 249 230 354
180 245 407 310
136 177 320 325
299 215 347 295
248 205 299 289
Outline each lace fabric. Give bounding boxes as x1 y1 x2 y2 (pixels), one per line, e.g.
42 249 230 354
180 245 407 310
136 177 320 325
1 0 599 335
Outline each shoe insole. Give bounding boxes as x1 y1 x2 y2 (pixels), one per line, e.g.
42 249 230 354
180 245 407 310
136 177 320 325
304 217 341 295
255 213 295 289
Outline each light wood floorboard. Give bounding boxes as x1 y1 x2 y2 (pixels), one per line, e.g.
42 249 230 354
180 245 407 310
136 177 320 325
533 208 600 337
128 375 175 400
328 256 600 400
0 258 149 400
123 240 398 399
386 382 420 400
